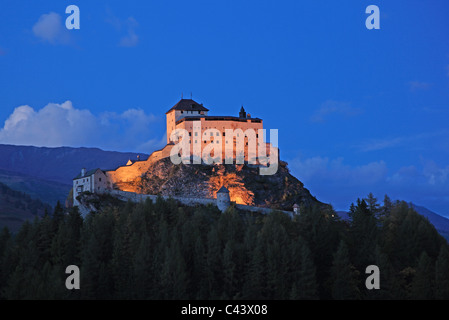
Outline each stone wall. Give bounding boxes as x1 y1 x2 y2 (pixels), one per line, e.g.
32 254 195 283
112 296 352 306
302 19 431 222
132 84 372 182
102 189 294 217
106 144 174 185
106 189 216 207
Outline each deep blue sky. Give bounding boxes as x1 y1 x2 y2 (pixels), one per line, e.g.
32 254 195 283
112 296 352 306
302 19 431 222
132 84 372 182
1 0 449 216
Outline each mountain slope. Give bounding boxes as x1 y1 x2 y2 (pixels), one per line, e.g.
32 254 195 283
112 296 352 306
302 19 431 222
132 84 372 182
0 144 148 205
0 182 51 233
0 169 71 207
412 204 449 241
0 144 148 185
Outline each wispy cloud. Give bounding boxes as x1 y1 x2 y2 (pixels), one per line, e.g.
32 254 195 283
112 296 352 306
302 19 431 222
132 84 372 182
356 130 448 152
106 9 139 47
288 154 449 215
409 81 431 92
119 17 139 47
310 100 362 123
32 12 71 45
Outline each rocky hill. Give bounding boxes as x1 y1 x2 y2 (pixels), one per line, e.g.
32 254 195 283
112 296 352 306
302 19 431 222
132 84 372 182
115 157 327 211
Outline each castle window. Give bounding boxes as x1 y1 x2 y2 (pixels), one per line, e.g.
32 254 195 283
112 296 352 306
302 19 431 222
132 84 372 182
216 140 219 144
99 178 102 182
216 132 219 136
223 132 225 136
210 132 213 136
189 132 191 136
195 132 198 136
195 140 197 144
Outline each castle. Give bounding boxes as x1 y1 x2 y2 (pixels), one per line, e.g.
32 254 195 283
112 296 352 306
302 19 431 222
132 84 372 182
73 98 282 211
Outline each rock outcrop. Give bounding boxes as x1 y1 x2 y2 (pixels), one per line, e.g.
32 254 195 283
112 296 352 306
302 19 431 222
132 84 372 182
114 157 327 211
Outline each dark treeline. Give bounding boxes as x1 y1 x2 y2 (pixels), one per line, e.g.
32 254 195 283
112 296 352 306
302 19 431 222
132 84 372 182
0 193 448 300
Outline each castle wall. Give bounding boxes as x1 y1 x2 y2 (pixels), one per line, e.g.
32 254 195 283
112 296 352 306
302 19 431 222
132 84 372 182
106 144 174 185
172 118 276 163
106 189 216 207
100 189 293 217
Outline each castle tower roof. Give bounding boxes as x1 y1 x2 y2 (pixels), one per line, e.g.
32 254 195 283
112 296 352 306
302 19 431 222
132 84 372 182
165 98 209 114
217 186 230 193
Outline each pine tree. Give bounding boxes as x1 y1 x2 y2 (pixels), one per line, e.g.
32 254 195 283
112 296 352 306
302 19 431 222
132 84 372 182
410 251 434 300
223 240 237 299
349 199 379 270
205 226 223 299
0 227 11 292
192 235 208 299
244 234 266 299
366 193 380 216
132 234 152 299
331 240 360 300
380 194 392 219
435 245 449 300
297 241 318 299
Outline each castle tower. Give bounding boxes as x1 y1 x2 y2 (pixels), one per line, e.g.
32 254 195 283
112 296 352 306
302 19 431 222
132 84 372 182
217 186 231 212
239 106 247 118
293 203 300 215
165 98 209 144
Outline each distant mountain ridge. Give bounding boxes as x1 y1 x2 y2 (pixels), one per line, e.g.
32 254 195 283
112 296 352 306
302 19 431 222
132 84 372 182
0 144 148 205
0 144 148 185
411 204 449 241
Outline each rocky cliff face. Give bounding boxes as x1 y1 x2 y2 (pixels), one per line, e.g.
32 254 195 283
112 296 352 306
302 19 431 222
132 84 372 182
114 157 327 211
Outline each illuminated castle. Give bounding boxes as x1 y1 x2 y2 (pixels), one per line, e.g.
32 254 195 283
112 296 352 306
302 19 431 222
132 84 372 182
166 99 274 162
73 98 277 206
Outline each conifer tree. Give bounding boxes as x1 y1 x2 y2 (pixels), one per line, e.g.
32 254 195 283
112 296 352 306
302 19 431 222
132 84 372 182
297 241 318 299
205 226 223 298
331 240 360 300
435 245 449 300
411 251 434 300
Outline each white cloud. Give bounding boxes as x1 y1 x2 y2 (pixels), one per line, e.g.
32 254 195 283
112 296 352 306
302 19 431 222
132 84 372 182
0 101 163 153
310 100 362 123
32 12 71 45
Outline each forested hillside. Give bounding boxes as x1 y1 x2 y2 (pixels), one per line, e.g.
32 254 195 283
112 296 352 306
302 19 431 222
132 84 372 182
0 182 52 233
0 194 448 300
